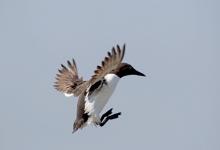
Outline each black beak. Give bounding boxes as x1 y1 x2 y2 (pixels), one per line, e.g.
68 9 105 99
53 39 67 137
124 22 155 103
133 69 146 77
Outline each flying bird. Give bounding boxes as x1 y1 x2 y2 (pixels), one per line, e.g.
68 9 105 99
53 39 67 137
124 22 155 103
54 44 145 133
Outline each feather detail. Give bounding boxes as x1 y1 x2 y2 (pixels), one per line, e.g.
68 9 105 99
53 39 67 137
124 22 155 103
54 58 87 97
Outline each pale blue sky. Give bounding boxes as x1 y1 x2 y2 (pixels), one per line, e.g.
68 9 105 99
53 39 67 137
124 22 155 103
0 0 219 150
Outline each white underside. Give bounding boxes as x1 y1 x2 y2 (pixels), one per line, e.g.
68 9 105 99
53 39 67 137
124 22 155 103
64 93 73 97
84 74 120 125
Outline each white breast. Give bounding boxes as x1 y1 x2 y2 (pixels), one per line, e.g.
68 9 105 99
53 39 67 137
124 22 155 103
84 74 120 124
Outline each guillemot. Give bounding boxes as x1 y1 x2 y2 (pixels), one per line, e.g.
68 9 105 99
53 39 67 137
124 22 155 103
54 44 145 133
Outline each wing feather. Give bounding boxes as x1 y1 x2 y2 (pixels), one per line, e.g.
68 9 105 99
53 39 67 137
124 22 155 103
54 44 126 97
54 59 88 97
89 44 126 85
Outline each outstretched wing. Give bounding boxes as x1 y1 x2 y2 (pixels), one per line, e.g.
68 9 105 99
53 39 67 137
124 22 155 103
54 44 125 96
89 44 125 85
54 59 88 97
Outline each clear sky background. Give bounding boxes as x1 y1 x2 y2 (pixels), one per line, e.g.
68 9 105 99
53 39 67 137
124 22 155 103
0 0 219 150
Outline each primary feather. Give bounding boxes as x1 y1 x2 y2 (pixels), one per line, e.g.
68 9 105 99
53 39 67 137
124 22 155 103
54 59 87 96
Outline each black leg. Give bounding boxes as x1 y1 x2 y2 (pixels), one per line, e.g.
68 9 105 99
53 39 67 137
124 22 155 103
107 112 121 120
99 112 121 127
100 108 113 122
